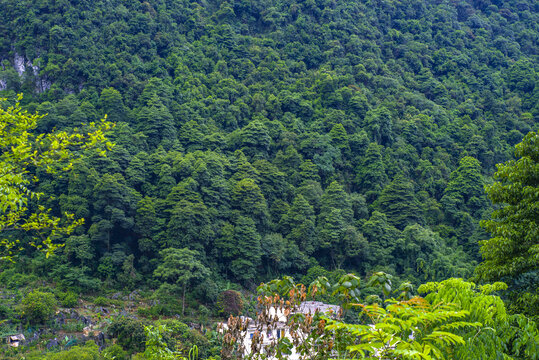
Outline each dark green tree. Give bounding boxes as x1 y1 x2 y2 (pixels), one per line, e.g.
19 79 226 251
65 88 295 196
280 194 316 255
165 200 214 252
98 87 127 123
154 247 210 315
375 174 423 230
231 178 268 225
229 216 262 284
355 143 387 201
477 131 539 319
363 211 401 271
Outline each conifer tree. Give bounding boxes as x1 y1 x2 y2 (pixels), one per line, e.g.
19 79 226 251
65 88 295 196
375 174 423 230
281 194 316 255
355 142 387 201
230 216 262 283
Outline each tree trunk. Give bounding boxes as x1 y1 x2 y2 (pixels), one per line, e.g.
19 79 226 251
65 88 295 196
182 283 186 316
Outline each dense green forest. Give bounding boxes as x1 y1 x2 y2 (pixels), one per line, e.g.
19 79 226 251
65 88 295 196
0 0 538 358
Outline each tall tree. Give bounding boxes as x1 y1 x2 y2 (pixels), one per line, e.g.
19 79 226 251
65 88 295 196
136 97 177 149
98 87 127 123
375 174 423 230
153 247 210 315
165 199 214 252
230 216 262 284
365 106 393 145
477 131 539 319
362 211 401 271
444 156 484 207
231 178 268 225
280 194 316 255
354 143 387 201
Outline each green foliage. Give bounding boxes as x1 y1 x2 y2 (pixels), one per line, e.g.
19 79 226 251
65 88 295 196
375 174 423 230
154 247 210 315
93 296 109 306
418 278 539 359
477 131 539 319
40 341 102 360
226 216 262 283
109 316 147 354
328 297 479 359
155 319 211 358
58 291 78 308
102 344 129 360
137 304 175 319
20 290 56 324
142 325 203 360
142 325 180 360
0 95 113 261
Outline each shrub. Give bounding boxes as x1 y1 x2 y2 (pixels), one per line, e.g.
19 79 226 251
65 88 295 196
20 290 57 324
0 268 38 289
0 304 14 320
108 317 147 353
61 320 85 332
102 344 129 360
155 319 210 358
59 291 79 308
137 303 177 319
93 296 109 306
217 290 243 318
42 341 101 359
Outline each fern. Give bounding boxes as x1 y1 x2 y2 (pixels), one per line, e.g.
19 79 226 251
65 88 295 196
326 279 537 360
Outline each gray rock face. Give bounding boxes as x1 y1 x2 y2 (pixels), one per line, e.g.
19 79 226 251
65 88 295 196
14 53 26 76
36 78 52 93
9 53 51 93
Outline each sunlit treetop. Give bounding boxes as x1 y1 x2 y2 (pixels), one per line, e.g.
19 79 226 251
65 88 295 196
0 94 114 261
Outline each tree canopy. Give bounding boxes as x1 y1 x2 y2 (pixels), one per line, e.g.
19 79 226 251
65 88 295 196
477 131 539 319
0 95 112 261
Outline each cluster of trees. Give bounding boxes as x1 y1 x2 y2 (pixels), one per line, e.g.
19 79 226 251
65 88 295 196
0 0 537 328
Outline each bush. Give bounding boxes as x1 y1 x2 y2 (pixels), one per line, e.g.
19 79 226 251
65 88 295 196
61 320 85 332
102 344 129 360
137 304 174 318
155 319 210 358
58 291 79 308
217 290 243 318
41 341 101 359
0 268 38 289
20 290 57 324
51 264 102 293
0 304 14 320
93 296 109 306
108 317 147 353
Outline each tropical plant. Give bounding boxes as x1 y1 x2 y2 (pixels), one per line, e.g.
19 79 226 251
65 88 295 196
221 276 538 360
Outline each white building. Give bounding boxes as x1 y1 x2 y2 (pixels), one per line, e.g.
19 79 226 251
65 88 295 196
220 301 340 360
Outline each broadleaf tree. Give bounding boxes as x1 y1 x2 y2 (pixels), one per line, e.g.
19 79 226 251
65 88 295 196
477 131 539 319
154 247 210 315
0 94 113 261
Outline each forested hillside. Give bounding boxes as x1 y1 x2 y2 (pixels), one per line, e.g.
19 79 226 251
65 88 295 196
0 0 538 350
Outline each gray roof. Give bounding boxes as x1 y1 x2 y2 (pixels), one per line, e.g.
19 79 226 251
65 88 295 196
296 301 340 316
